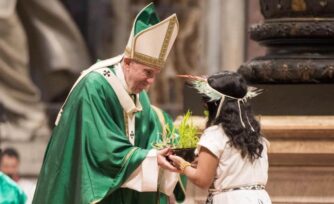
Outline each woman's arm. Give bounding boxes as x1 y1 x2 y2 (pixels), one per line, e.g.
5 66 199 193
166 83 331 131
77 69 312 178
169 147 219 189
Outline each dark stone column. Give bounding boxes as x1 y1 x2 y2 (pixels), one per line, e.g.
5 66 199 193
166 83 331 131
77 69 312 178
240 2 334 203
239 0 334 115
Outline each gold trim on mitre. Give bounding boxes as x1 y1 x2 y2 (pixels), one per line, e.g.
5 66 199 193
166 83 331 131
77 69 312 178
159 16 177 61
125 15 179 69
132 51 165 69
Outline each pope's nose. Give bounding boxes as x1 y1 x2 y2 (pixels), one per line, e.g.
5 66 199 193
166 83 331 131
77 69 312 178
147 77 155 84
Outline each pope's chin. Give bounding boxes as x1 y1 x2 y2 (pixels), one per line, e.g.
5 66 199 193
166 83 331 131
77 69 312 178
131 87 144 94
134 85 150 93
142 84 153 92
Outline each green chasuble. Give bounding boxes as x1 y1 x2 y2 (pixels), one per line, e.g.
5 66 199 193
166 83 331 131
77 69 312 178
32 69 171 204
0 172 27 204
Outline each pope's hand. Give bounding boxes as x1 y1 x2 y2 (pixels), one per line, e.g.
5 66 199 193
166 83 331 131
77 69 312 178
157 148 179 172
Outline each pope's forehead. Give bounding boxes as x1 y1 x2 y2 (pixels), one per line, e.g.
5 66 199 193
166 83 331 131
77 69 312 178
132 62 160 72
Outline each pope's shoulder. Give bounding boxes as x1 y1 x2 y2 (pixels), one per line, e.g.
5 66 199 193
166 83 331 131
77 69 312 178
73 69 114 91
83 70 108 84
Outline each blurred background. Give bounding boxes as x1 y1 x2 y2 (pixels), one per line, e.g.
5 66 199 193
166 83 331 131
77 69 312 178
0 0 333 203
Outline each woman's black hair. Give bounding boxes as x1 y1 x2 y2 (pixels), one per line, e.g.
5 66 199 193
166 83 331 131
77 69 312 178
204 71 263 162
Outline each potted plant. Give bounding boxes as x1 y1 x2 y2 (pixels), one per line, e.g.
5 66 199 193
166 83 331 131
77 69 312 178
153 110 199 162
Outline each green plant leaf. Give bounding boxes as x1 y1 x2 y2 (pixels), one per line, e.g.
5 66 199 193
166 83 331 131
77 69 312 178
152 110 199 149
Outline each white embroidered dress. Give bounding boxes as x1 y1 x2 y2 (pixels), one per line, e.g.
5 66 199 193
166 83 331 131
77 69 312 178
196 125 272 204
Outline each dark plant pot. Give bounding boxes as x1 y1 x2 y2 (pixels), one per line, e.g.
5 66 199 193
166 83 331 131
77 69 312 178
172 148 196 162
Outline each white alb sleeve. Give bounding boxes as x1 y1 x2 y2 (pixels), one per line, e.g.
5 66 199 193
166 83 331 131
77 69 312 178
121 149 159 192
158 169 179 196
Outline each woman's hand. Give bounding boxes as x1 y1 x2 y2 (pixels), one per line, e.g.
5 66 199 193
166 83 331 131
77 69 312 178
157 148 179 172
167 155 184 170
168 155 191 174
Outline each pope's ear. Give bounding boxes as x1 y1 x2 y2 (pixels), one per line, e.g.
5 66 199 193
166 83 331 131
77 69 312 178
123 58 132 65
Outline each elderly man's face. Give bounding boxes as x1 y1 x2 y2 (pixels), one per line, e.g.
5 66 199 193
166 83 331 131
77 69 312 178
0 155 19 180
123 58 160 94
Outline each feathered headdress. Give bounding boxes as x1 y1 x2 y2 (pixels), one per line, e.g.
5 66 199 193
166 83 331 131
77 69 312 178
177 74 262 101
177 74 263 131
177 75 223 101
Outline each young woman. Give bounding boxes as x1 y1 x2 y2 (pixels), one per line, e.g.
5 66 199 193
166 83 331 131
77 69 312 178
169 71 271 204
